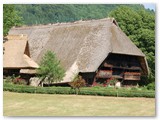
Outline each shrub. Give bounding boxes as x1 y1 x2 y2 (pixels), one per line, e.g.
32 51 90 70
108 78 118 86
147 82 155 90
3 83 155 98
68 75 86 94
141 86 148 90
4 75 27 85
4 76 12 83
92 86 102 90
12 77 27 85
131 87 139 91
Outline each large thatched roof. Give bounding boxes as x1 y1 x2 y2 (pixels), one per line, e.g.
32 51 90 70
9 18 149 82
3 35 39 69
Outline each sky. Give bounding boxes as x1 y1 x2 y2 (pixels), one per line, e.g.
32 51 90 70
143 4 156 11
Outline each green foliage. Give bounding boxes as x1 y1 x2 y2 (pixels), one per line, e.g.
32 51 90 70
14 4 113 25
3 4 23 36
3 83 155 98
147 82 155 90
109 6 155 84
108 78 118 86
4 75 27 85
37 51 65 84
109 6 142 36
4 76 12 83
14 4 147 25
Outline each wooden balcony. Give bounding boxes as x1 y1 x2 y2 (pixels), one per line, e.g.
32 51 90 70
96 70 112 78
124 72 141 80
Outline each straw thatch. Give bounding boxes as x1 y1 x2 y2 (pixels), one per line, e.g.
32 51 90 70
3 35 39 70
9 18 149 82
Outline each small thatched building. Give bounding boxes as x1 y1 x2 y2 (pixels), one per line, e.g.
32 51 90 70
8 18 149 86
3 35 39 77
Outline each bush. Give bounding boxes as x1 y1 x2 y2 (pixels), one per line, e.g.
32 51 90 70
92 86 102 90
131 87 139 91
4 76 12 83
108 78 118 86
3 83 155 98
141 86 148 90
12 77 27 85
68 75 86 94
147 82 155 90
4 75 27 85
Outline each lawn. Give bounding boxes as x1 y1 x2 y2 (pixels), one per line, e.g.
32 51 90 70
3 91 155 116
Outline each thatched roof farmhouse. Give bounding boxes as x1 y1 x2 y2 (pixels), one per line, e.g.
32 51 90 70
7 18 149 86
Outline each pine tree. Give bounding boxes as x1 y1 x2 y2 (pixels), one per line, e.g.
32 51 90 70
37 51 65 84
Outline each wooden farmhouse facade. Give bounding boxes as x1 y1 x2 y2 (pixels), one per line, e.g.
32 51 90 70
7 18 149 86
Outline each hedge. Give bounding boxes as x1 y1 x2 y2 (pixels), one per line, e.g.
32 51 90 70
3 83 155 98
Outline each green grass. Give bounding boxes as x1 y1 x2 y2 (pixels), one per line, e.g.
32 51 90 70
3 91 155 116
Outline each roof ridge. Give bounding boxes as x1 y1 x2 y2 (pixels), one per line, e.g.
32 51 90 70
11 17 116 29
6 34 28 41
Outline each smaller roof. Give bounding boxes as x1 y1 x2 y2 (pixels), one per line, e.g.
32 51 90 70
23 54 39 68
3 35 39 69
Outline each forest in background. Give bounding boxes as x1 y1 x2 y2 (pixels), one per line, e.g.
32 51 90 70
3 4 155 85
4 4 155 26
14 4 149 25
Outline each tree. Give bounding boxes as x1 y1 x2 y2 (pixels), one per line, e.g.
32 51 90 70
109 6 142 36
37 51 65 85
3 4 23 36
14 4 144 25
